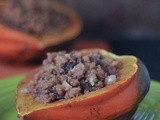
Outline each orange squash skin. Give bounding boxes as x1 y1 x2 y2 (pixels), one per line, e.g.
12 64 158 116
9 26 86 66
16 50 150 120
0 25 43 62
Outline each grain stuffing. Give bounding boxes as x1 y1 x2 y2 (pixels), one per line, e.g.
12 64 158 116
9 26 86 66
22 50 119 103
1 0 69 36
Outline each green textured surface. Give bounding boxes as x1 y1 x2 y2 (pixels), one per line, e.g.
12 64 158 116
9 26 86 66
0 75 159 120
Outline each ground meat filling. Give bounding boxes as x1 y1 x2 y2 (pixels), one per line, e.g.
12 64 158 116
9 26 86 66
1 0 69 36
24 51 119 103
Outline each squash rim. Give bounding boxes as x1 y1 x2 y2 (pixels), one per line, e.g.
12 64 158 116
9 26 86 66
0 1 82 48
16 49 138 116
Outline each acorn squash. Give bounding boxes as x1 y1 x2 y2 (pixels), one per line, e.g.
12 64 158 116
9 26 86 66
0 0 81 62
16 49 150 120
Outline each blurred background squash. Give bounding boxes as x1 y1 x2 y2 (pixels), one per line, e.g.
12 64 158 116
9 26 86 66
0 0 81 62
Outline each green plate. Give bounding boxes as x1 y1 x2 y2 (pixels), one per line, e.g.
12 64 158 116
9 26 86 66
0 75 160 120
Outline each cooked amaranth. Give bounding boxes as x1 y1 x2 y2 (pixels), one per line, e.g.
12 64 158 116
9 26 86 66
1 0 70 36
22 50 120 103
